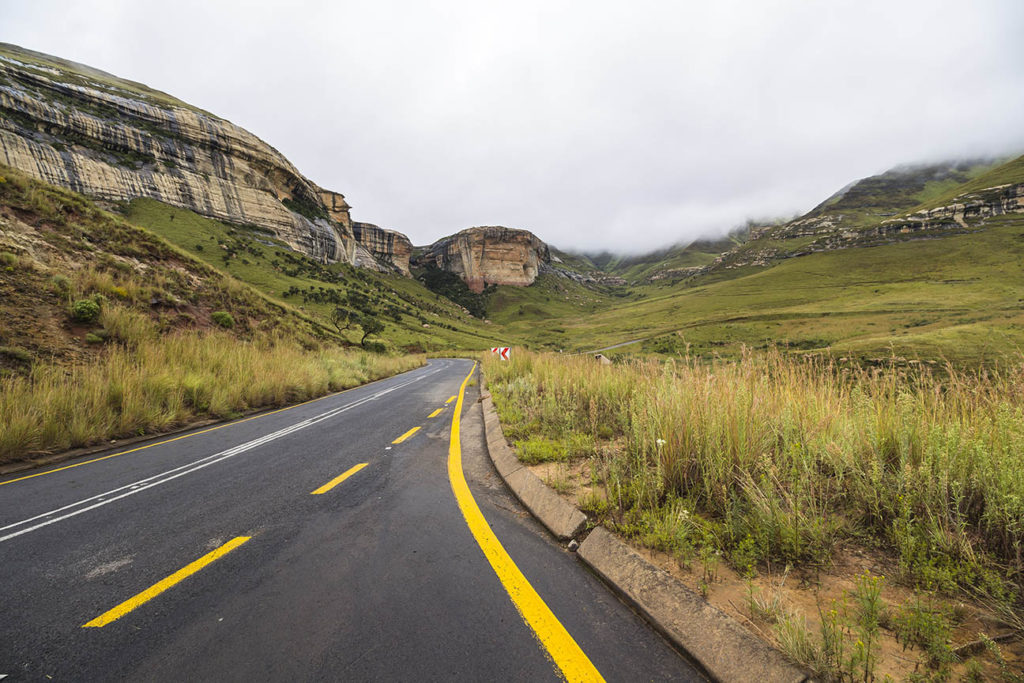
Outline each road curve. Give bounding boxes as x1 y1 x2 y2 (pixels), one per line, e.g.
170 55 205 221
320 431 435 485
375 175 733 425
0 359 701 681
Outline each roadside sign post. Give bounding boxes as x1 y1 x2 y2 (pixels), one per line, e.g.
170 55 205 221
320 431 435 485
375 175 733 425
490 346 510 361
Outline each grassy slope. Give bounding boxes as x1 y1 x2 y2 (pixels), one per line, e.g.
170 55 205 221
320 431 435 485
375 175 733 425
911 154 1024 211
483 273 625 350
124 199 509 352
0 166 423 460
812 160 999 219
0 165 339 371
511 157 1024 363
710 160 1009 270
514 214 1024 364
577 238 733 282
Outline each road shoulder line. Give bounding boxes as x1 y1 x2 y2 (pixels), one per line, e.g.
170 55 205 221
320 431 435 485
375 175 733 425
0 360 434 484
479 380 812 683
448 364 604 683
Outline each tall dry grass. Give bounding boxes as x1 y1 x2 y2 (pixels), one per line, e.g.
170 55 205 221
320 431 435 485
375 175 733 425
0 332 422 463
484 350 1024 599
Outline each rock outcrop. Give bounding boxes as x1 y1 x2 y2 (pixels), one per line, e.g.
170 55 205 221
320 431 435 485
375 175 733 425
416 226 550 292
352 222 412 276
879 182 1023 235
0 43 412 273
699 161 1024 276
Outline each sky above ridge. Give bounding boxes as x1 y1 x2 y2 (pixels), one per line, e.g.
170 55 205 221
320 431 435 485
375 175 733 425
3 0 1024 253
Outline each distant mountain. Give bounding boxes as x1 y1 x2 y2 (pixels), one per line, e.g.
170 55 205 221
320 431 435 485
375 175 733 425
697 156 1024 275
577 236 738 284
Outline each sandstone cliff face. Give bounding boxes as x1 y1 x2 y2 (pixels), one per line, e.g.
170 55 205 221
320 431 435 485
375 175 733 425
0 44 412 273
879 182 1023 235
417 226 550 292
352 222 412 276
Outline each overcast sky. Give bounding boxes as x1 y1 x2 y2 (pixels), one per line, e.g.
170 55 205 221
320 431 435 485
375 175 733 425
3 1 1024 252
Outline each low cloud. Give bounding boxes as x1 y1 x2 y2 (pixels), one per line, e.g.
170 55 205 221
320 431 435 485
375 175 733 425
5 0 1023 252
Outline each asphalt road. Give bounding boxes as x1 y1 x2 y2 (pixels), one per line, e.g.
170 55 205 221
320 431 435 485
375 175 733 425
0 358 701 681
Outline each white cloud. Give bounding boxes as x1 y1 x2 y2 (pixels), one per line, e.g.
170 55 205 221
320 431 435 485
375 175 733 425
3 0 1023 252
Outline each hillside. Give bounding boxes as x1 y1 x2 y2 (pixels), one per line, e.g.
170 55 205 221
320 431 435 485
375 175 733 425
0 42 410 272
703 157 1019 272
581 235 737 284
0 165 423 461
0 164 338 375
122 198 509 353
501 156 1024 364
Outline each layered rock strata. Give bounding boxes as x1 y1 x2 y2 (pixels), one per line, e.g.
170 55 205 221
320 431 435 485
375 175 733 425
702 181 1024 274
417 226 550 292
0 43 414 272
352 222 412 276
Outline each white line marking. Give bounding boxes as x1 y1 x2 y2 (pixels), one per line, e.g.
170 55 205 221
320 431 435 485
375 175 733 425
0 364 445 544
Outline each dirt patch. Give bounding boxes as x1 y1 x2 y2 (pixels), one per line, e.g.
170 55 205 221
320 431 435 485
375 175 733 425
526 457 1024 681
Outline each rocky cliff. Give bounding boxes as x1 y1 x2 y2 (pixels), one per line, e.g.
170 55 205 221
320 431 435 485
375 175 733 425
0 43 412 273
415 226 550 292
352 222 412 276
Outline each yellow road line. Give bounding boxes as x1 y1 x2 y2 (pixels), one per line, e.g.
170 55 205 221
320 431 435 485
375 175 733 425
1 373 404 487
428 408 444 418
311 463 368 495
445 395 456 404
391 426 421 444
446 364 604 682
83 536 251 628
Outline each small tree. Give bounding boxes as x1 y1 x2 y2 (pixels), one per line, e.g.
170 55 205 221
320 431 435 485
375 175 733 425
359 317 385 346
330 306 357 333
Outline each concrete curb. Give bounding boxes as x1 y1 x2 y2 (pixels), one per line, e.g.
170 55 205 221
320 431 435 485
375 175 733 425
480 392 586 541
478 383 812 683
578 528 810 683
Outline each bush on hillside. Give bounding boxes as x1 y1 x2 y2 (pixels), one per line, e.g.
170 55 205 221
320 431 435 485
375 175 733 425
211 311 235 329
70 298 101 323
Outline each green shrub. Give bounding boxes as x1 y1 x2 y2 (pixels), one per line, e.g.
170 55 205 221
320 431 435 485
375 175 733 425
211 311 234 329
70 299 101 323
362 341 387 354
84 333 104 344
515 437 568 464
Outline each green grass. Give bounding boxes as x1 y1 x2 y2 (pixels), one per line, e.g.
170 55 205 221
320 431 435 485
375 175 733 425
910 154 1024 212
0 332 422 462
484 350 1024 604
123 198 508 352
503 213 1024 364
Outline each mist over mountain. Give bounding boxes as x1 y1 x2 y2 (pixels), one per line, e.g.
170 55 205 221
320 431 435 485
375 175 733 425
3 1 1023 252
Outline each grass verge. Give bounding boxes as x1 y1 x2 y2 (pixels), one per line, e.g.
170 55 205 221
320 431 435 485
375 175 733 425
0 332 422 463
484 349 1024 679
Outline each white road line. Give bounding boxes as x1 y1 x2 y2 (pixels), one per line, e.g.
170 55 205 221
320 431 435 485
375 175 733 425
0 364 446 544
